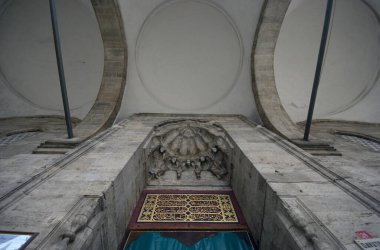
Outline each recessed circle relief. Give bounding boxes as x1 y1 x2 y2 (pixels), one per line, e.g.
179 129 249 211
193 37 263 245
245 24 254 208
136 0 243 110
0 0 103 111
275 0 380 118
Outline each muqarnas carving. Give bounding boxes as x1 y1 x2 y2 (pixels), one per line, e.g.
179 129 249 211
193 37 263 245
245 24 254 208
146 120 233 180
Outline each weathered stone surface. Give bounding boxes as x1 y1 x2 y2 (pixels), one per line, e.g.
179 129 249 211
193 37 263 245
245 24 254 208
0 114 378 250
252 0 307 140
303 120 380 201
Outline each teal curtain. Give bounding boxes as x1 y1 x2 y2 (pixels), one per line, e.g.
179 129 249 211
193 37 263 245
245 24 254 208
125 232 254 250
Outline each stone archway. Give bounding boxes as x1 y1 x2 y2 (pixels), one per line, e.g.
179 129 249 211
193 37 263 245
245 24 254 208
251 0 304 141
34 0 127 153
72 0 127 139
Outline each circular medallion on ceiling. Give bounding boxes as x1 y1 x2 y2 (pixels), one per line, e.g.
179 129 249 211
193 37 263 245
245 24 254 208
136 0 243 110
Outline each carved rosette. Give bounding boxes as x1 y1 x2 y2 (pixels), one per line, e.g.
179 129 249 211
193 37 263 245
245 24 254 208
146 120 233 181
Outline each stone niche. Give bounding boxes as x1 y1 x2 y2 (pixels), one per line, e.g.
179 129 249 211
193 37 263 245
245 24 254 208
143 119 234 186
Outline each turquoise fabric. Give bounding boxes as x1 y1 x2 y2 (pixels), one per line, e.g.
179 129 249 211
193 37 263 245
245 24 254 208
125 232 254 250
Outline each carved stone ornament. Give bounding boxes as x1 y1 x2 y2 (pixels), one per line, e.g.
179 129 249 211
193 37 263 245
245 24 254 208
146 119 233 180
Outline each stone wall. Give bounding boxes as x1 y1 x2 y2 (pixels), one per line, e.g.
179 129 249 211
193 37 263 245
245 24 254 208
0 114 378 249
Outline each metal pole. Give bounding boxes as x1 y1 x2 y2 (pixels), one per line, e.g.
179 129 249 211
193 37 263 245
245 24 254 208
49 0 73 138
303 0 334 141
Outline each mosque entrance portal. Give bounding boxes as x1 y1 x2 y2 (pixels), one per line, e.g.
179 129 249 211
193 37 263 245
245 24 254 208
120 119 256 249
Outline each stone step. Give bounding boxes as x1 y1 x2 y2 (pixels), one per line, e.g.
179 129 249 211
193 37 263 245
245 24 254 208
304 149 342 156
38 143 76 149
292 139 331 146
291 139 341 156
300 146 336 150
33 138 81 154
32 148 69 154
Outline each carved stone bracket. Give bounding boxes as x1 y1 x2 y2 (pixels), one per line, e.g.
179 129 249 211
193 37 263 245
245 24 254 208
145 119 233 181
38 196 105 250
275 197 345 250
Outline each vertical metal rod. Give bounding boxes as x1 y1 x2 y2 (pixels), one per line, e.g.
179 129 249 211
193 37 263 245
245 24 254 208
49 0 73 138
303 0 334 141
